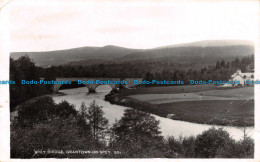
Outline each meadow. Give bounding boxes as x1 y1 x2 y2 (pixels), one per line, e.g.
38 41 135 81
110 85 254 126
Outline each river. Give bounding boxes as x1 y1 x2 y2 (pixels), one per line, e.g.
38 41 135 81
53 86 254 141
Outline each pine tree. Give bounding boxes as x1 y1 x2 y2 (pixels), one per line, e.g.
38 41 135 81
216 61 220 69
220 60 225 67
110 109 164 157
226 62 230 68
234 57 240 67
86 100 108 142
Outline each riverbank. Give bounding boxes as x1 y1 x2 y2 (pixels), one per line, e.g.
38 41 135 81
105 86 254 127
53 86 253 140
12 86 254 141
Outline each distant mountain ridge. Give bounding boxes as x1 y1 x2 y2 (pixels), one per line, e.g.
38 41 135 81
10 40 254 67
11 45 142 67
154 40 254 49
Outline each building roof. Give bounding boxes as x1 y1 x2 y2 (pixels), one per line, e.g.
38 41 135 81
231 72 254 79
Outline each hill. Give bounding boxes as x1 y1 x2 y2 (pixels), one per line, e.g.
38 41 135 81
10 45 142 67
120 45 254 64
10 40 254 67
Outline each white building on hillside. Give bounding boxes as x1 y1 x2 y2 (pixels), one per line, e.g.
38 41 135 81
230 69 254 86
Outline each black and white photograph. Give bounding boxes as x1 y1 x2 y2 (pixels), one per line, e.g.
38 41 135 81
0 0 259 160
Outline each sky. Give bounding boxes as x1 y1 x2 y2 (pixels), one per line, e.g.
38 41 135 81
9 0 259 52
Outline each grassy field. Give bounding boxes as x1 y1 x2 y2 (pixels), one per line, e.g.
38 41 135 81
154 100 254 126
199 87 254 99
125 84 226 95
107 85 254 126
128 87 254 104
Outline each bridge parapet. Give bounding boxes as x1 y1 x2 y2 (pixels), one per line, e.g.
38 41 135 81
53 78 143 93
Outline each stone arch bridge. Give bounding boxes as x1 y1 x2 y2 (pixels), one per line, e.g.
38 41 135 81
53 77 143 93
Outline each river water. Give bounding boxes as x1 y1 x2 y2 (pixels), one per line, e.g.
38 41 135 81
53 86 254 141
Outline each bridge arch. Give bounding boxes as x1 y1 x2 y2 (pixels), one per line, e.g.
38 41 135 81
54 82 120 93
59 81 85 90
95 84 118 93
53 78 143 93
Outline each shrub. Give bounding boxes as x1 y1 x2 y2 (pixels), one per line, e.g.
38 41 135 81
182 136 196 158
164 136 183 158
194 127 231 158
17 96 77 127
11 115 96 158
17 96 56 127
216 137 254 158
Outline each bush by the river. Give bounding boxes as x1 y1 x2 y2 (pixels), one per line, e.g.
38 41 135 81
163 128 254 158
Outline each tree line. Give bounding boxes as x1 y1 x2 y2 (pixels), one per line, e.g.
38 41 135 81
143 55 254 85
43 54 254 83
